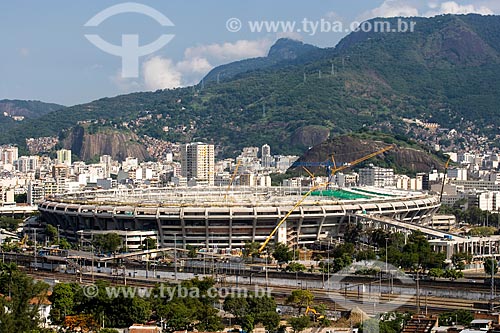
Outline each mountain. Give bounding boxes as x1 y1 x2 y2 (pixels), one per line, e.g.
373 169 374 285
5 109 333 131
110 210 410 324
202 38 323 83
2 14 500 160
0 99 65 119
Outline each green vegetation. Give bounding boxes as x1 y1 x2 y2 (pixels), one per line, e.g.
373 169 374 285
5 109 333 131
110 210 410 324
0 216 23 231
93 233 122 253
223 293 279 332
272 242 296 264
484 258 498 276
439 309 474 326
286 289 314 314
0 262 51 332
4 15 500 158
285 262 307 272
288 315 311 333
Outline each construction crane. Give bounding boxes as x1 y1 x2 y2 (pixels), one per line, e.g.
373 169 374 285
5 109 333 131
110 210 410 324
291 145 395 185
258 145 394 253
440 156 452 202
224 160 242 200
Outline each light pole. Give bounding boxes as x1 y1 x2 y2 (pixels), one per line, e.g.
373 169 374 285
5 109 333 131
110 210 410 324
125 228 129 253
174 233 177 281
57 224 60 245
385 237 389 274
34 227 37 270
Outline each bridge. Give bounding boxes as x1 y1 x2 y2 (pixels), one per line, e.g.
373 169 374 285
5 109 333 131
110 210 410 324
354 213 500 260
0 205 38 215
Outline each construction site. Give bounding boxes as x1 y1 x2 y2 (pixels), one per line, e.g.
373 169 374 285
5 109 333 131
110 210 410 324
38 186 441 250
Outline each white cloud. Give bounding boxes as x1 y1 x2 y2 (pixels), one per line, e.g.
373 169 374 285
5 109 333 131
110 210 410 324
360 0 495 20
139 38 273 90
425 1 494 16
143 57 182 90
361 0 420 20
184 39 272 63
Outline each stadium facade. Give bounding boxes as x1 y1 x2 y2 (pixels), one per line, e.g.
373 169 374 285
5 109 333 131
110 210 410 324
39 187 440 249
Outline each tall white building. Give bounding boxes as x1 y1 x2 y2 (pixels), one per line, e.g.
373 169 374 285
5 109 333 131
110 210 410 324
447 168 467 181
57 149 72 166
15 156 38 173
181 142 215 186
261 144 273 168
358 165 394 187
0 146 18 165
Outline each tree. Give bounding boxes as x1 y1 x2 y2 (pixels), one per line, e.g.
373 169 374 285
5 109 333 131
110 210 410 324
62 314 100 333
356 249 376 261
288 315 311 333
451 252 472 271
241 314 255 333
286 262 306 272
14 193 27 204
49 283 75 324
93 233 122 253
332 253 353 273
344 222 363 243
141 237 157 250
223 295 249 321
484 258 499 276
439 310 473 326
243 242 261 260
273 242 294 264
427 268 444 280
444 269 464 281
0 263 51 332
257 311 281 332
59 237 72 250
45 224 58 241
286 290 314 314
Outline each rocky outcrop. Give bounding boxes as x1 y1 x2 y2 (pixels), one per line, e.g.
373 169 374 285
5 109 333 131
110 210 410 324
291 125 330 147
291 135 443 174
62 127 148 162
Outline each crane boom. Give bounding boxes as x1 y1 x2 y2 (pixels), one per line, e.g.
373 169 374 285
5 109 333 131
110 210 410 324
257 144 394 253
224 160 242 200
257 183 325 253
332 144 395 174
439 156 452 202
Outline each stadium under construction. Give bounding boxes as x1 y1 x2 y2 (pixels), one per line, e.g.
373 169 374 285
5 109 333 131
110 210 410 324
38 186 441 250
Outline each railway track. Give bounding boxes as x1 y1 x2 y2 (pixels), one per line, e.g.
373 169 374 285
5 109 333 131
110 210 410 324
25 268 489 314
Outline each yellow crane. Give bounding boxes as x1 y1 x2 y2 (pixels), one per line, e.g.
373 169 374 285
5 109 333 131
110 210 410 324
257 144 395 253
224 160 242 200
440 156 452 202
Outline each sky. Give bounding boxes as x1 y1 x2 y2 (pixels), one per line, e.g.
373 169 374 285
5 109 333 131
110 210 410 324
1 0 499 106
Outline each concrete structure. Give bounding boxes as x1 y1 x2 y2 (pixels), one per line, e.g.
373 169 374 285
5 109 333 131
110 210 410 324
261 144 273 168
0 146 18 165
359 165 394 187
77 229 158 252
447 168 468 181
181 142 215 186
56 149 72 166
428 214 456 231
39 187 440 250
